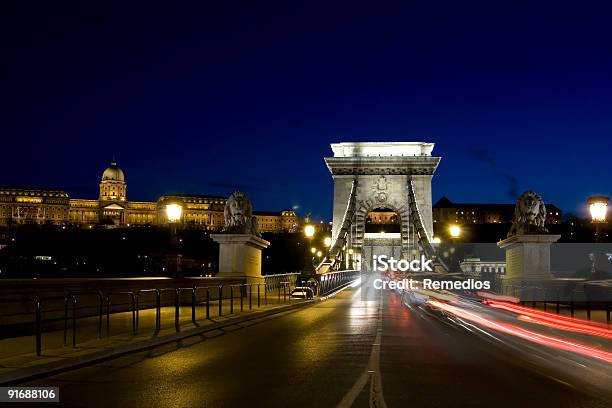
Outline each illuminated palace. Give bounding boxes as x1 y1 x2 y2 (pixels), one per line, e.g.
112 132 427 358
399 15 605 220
0 162 299 233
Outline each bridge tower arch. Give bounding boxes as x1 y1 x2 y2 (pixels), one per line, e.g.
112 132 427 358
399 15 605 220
322 142 441 272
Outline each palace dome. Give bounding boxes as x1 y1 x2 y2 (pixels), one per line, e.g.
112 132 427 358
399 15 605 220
101 162 125 182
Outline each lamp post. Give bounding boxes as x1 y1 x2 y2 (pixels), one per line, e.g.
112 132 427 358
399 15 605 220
303 223 316 275
348 247 354 270
588 196 608 278
447 225 461 271
166 203 183 277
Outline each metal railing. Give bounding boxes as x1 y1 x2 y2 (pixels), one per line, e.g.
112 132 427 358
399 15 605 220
63 291 104 348
319 270 361 295
503 285 611 323
27 280 299 356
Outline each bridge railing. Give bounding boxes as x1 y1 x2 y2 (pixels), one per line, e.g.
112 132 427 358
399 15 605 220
502 284 611 323
264 273 299 291
319 270 361 296
7 279 302 357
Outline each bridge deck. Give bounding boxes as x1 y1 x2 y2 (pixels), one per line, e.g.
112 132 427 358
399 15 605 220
22 279 609 407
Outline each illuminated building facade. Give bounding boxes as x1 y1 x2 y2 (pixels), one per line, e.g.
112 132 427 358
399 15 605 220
0 188 70 225
254 210 299 233
0 162 300 233
366 209 399 224
459 258 506 278
433 196 562 225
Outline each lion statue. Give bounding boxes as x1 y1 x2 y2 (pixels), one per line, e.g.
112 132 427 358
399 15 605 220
507 190 548 237
223 191 260 236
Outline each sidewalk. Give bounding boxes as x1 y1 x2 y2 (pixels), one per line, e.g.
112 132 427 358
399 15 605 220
0 293 308 385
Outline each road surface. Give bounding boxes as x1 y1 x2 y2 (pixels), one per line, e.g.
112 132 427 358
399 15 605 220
24 281 610 407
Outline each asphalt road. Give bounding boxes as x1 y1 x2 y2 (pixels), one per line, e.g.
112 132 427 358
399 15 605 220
21 281 611 408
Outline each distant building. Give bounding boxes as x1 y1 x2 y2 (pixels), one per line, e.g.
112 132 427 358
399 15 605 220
459 258 506 278
254 210 299 233
0 188 70 226
0 161 299 233
364 208 400 233
433 196 562 225
366 209 398 224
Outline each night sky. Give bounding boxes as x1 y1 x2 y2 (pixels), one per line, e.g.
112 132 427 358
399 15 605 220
2 1 612 220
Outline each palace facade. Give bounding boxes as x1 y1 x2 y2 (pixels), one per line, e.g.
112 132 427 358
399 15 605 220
0 162 299 233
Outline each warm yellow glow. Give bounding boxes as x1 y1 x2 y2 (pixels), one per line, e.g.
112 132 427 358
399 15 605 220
16 196 42 203
348 248 354 255
588 196 609 223
449 225 461 238
304 224 315 238
311 247 317 254
590 203 607 222
432 237 441 244
165 204 183 223
324 236 332 247
316 251 322 257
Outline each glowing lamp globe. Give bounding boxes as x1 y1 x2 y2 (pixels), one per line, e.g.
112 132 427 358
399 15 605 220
588 196 609 223
166 204 183 223
449 225 461 238
304 224 315 238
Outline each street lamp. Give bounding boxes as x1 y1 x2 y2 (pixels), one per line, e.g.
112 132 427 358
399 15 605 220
587 196 608 278
304 224 315 238
588 196 609 224
347 247 354 270
303 224 317 275
165 203 183 277
166 204 183 223
588 195 608 244
449 224 461 239
324 236 332 247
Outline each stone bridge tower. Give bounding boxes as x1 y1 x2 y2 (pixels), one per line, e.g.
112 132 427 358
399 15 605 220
324 142 441 269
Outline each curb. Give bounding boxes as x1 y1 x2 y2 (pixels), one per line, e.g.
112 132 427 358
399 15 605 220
0 300 314 386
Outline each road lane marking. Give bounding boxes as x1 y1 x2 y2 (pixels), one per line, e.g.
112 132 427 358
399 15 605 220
336 290 387 408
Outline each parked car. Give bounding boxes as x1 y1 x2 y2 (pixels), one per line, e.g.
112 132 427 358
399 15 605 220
290 287 314 299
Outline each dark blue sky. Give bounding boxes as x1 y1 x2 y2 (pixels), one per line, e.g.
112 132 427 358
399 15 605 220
2 1 612 220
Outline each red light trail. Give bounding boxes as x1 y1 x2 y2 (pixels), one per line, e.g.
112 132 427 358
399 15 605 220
427 300 612 364
484 300 612 340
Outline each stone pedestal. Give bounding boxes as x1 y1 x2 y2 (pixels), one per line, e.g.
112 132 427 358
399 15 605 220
211 234 270 283
497 234 560 281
